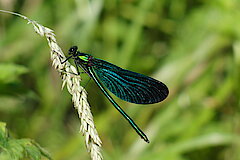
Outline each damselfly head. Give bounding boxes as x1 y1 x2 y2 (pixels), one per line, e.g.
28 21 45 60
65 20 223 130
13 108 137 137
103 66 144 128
68 46 78 56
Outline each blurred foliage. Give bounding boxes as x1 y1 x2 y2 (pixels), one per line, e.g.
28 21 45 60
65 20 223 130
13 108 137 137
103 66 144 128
0 0 240 160
0 122 51 160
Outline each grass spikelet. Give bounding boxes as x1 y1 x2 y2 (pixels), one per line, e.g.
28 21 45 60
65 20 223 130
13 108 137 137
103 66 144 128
0 9 103 160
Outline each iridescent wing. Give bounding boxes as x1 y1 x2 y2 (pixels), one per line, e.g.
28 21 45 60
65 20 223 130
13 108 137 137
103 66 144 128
91 59 169 104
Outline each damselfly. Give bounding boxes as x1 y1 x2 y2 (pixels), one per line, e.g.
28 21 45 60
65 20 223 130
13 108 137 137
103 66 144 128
61 46 169 143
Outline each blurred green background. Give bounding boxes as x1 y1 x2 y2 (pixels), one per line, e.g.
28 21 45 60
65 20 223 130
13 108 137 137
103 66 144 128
0 0 240 160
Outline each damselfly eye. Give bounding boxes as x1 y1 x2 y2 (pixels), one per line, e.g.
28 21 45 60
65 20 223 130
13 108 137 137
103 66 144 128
69 46 78 55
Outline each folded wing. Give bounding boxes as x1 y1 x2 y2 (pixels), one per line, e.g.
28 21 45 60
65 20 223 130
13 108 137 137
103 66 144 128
92 59 169 104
